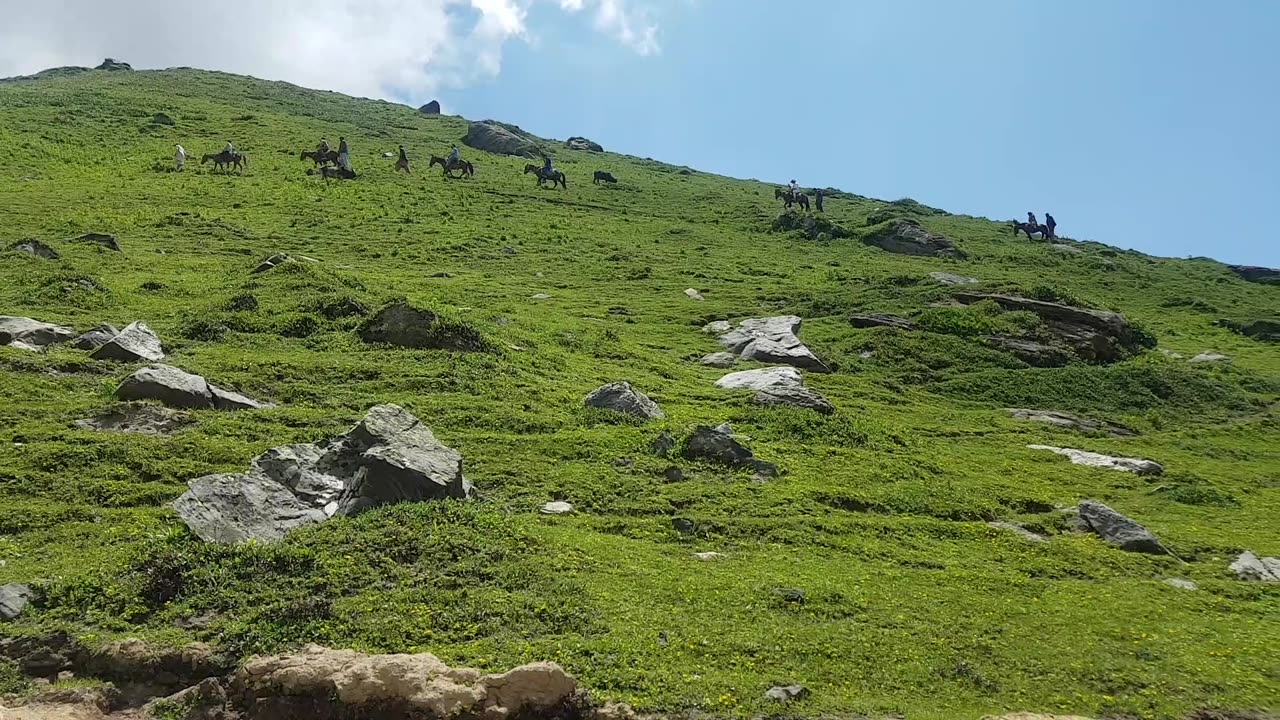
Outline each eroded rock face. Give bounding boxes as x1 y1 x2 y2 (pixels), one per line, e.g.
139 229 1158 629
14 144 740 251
68 232 120 251
711 316 828 372
1227 264 1280 284
956 293 1147 363
1077 500 1167 554
863 219 964 258
11 239 59 259
173 404 469 543
849 313 915 330
584 381 664 419
238 644 576 720
75 404 192 435
0 316 75 351
985 336 1074 367
419 100 442 114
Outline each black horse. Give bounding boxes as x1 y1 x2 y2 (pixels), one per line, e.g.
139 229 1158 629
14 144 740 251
319 166 356 181
594 170 618 185
525 164 567 189
201 151 247 173
1012 221 1052 240
300 149 339 167
775 187 810 211
429 155 474 178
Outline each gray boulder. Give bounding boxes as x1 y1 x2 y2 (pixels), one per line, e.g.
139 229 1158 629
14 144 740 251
700 351 737 368
418 100 441 114
11 239 59 259
715 366 803 392
68 232 120 251
1190 352 1230 363
849 313 915 330
540 501 573 515
0 583 32 621
929 271 978 285
682 425 776 477
753 385 834 415
75 404 192 435
462 120 542 157
713 316 828 372
1005 408 1136 437
115 364 270 410
359 301 484 351
89 321 164 362
1164 578 1197 590
565 136 603 152
1029 445 1162 475
251 253 296 274
764 685 809 703
863 219 964 259
584 381 664 420
1229 551 1280 582
0 316 75 351
1077 500 1167 554
71 323 119 350
174 404 469 543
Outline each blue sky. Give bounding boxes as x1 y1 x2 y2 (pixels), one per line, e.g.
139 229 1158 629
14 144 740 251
442 0 1280 266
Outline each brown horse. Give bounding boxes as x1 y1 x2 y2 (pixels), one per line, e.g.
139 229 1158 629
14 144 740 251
775 187 809 211
525 164 566 189
201 151 246 173
300 149 339 167
1012 221 1052 240
429 155 474 178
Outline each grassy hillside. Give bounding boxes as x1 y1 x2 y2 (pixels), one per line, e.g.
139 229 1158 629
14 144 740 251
1 68 1278 719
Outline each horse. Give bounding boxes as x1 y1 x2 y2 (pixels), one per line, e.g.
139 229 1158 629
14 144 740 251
525 164 567 189
300 149 339 167
775 188 809 211
201 151 247 173
429 155 474 178
1012 221 1052 240
594 170 617 185
319 166 356 181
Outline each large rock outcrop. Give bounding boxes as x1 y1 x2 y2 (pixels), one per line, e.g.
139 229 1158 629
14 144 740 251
1076 500 1167 554
862 219 964 258
173 404 470 543
359 302 487 351
0 316 75 351
956 293 1148 363
115 364 271 410
1227 264 1280 284
565 136 603 152
1229 551 1280 582
418 100 441 114
236 644 576 720
1006 409 1135 437
462 120 542 158
584 381 664 419
708 316 828 372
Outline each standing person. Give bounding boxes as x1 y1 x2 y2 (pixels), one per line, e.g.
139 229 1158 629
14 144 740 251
815 188 825 213
174 144 186 172
337 136 350 171
397 144 411 174
1045 213 1056 239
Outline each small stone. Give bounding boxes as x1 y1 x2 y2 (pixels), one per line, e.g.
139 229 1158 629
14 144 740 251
1164 578 1197 590
684 288 705 301
1190 352 1230 363
530 293 552 300
662 466 685 483
764 684 809 702
672 517 695 534
700 351 737 368
70 323 119 351
612 457 634 468
650 432 675 457
540 501 573 515
772 588 805 603
1077 500 1167 554
68 232 120 251
0 582 32 620
702 320 732 334
693 551 723 561
502 246 517 255
929 271 979 285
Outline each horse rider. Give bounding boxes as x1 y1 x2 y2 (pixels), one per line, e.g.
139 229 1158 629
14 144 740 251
223 139 235 157
1027 211 1038 228
174 144 186 172
542 154 554 178
789 179 801 199
338 137 350 171
318 137 331 155
1045 213 1056 238
448 144 461 168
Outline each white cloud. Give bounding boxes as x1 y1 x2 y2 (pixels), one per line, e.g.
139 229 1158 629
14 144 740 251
0 0 662 101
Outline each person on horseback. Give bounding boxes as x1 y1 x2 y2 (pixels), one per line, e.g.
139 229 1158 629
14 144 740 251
543 154 554 178
338 137 350 171
1027 211 1038 228
318 138 331 155
224 140 235 156
789 179 801 198
449 144 460 168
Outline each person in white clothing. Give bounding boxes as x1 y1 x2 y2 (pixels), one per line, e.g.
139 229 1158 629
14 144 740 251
789 179 800 198
174 144 186 172
223 140 235 156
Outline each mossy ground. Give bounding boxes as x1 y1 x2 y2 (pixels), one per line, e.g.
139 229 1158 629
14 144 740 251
1 69 1278 719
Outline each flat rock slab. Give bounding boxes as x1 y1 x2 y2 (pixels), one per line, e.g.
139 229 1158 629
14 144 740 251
849 313 915 330
75 404 192 435
252 252 297 273
700 351 737 368
70 323 119 351
0 316 75 350
1190 352 1230 363
987 521 1047 543
957 293 1142 364
1164 578 1197 590
174 404 469 543
115 364 271 410
863 219 964 259
11 239 59 259
1229 551 1280 582
929 271 978 285
1028 445 1162 475
712 316 828 372
89 321 164 362
715 366 803 392
68 232 120 251
540 501 574 515
1006 408 1136 437
1077 500 1167 554
753 384 834 415
584 381 664 419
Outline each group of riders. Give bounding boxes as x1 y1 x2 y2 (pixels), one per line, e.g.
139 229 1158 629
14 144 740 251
1017 211 1058 240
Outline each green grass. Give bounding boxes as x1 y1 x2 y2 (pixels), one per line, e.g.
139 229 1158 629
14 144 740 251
1 68 1278 720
